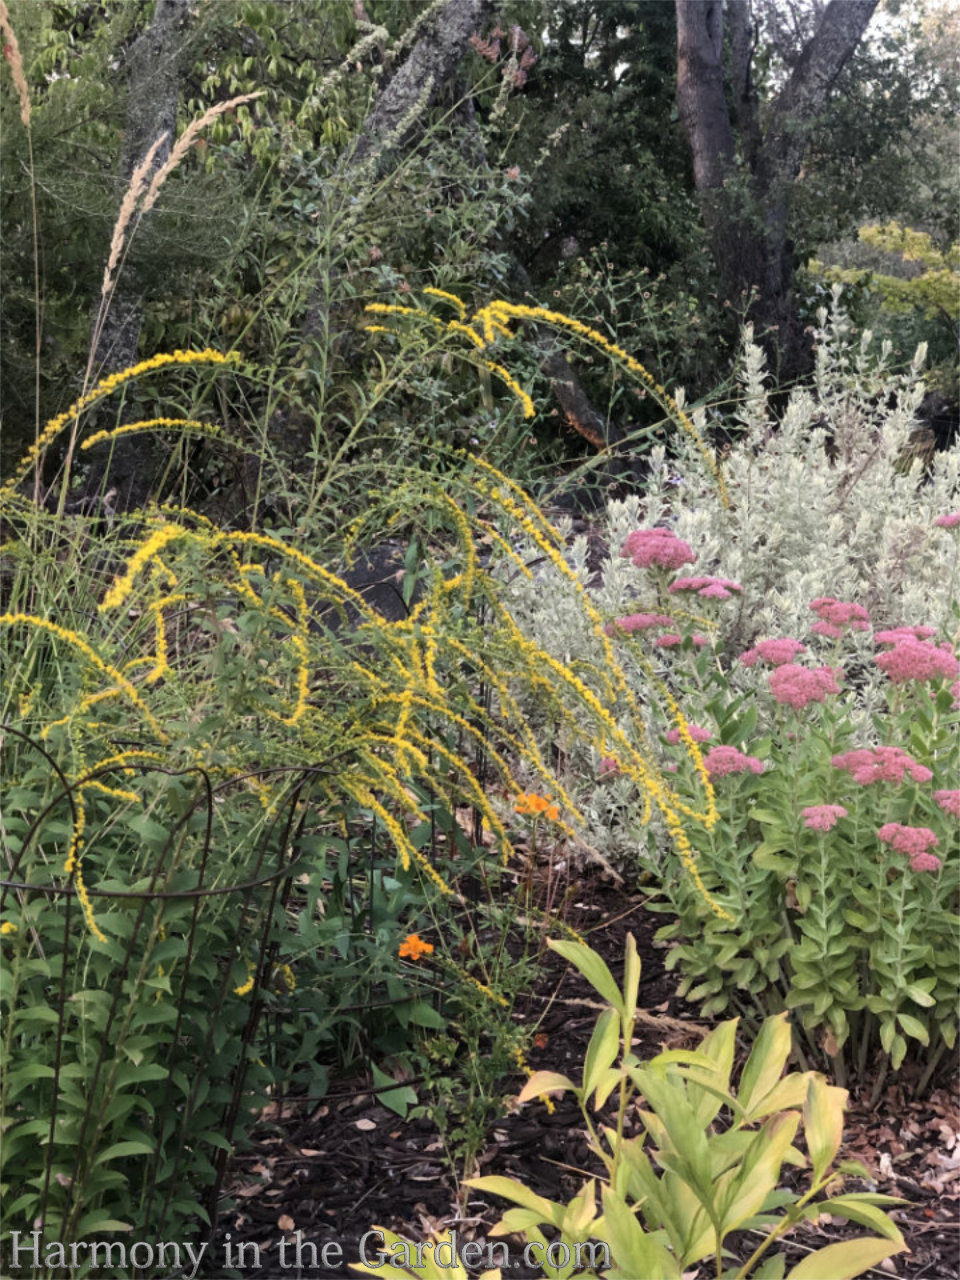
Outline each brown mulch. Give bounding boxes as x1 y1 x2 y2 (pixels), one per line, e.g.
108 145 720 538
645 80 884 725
211 881 959 1280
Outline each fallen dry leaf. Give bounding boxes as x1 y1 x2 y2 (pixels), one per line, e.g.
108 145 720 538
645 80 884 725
355 1117 377 1132
278 1215 295 1232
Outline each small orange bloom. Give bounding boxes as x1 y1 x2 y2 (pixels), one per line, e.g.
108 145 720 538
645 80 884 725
514 793 560 821
399 933 434 961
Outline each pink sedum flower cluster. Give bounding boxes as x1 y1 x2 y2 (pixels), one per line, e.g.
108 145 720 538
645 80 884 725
933 790 960 819
831 746 933 786
809 597 871 639
874 626 937 645
874 639 959 684
669 575 743 600
934 512 960 529
768 664 842 709
741 637 807 667
621 528 696 571
802 804 848 831
665 723 712 745
604 612 673 635
598 757 620 777
877 822 942 872
655 632 711 648
703 745 764 779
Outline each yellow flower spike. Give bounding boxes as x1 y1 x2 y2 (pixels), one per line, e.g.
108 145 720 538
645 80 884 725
86 749 164 777
447 320 487 349
80 418 221 450
99 524 187 612
345 779 452 895
79 780 141 805
481 360 535 418
0 614 166 741
363 324 390 333
364 302 431 321
1 349 239 495
156 501 217 531
512 1044 555 1114
475 301 729 507
423 285 468 316
225 532 378 620
0 922 18 936
234 967 256 997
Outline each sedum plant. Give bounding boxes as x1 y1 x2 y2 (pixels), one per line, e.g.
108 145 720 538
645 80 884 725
467 935 907 1280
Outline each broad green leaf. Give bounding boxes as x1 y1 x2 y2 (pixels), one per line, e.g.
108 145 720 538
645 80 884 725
93 1139 155 1166
739 1013 792 1116
897 1012 929 1044
371 1064 417 1119
786 1239 903 1278
685 1018 737 1126
803 1075 847 1183
583 1008 620 1102
720 1112 800 1234
549 940 623 1013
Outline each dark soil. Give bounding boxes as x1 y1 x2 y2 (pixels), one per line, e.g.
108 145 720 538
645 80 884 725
211 881 959 1280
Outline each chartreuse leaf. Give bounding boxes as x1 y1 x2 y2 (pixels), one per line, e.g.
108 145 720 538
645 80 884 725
516 1071 576 1104
599 1186 681 1280
738 1012 793 1117
349 1227 475 1279
683 1018 738 1127
720 1112 800 1235
622 931 641 1039
786 1238 903 1278
821 1195 906 1246
549 939 623 1014
561 1178 597 1236
583 1008 620 1104
466 1176 563 1227
803 1074 847 1183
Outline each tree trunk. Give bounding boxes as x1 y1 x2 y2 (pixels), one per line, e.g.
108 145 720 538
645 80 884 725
84 0 189 509
675 0 878 379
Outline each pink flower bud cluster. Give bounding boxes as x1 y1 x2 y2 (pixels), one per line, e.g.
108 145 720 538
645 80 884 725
703 745 764 778
802 804 848 831
740 637 807 667
768 664 842 709
665 723 712 745
809 597 871 639
934 511 960 528
831 747 933 786
598 757 620 777
655 632 711 648
877 822 942 872
669 575 743 600
604 612 673 635
621 528 696 571
933 790 960 819
874 626 937 645
874 639 959 684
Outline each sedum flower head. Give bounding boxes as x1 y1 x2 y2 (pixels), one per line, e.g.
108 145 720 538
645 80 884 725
874 639 959 684
604 612 673 635
877 822 939 858
768 663 841 709
669 575 742 599
874 626 937 645
802 804 848 831
702 745 764 779
741 637 807 667
666 724 711 745
933 790 960 819
621 527 696 571
934 511 960 529
832 746 932 785
809 597 871 632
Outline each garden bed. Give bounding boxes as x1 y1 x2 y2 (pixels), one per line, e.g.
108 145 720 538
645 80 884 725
220 879 959 1279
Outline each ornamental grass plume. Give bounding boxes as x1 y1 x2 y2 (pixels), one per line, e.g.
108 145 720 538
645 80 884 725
802 804 848 831
874 639 959 684
831 746 933 785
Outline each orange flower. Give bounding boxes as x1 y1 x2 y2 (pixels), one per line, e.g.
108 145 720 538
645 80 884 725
514 792 560 821
398 933 434 961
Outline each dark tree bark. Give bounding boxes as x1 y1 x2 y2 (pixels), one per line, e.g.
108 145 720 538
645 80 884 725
675 0 878 378
85 0 190 509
